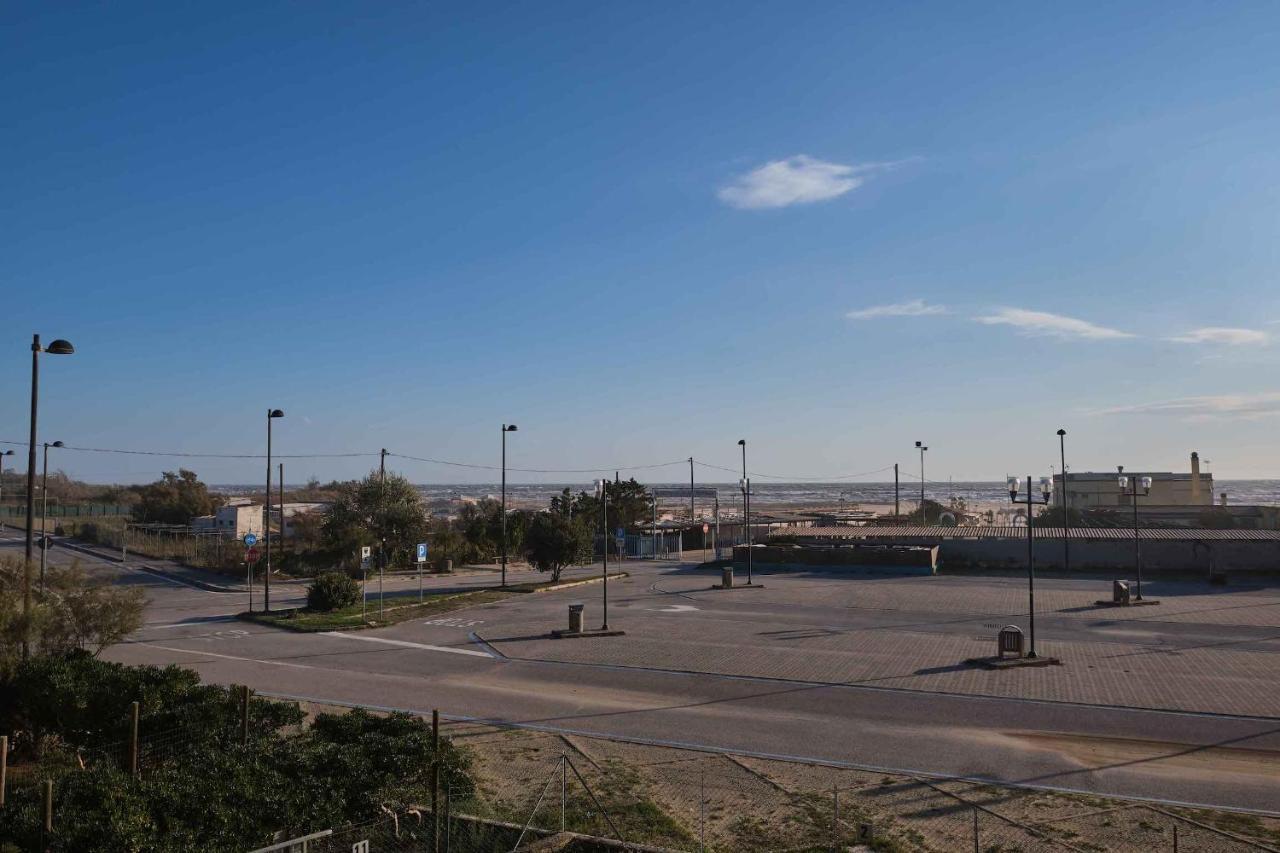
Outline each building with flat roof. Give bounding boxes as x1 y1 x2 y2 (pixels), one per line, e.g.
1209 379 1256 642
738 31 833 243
1054 452 1212 509
190 503 264 540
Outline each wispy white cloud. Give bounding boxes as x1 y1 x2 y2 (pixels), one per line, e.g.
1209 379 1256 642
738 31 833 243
1167 327 1269 346
974 307 1133 340
846 299 948 320
718 155 895 210
1094 391 1280 419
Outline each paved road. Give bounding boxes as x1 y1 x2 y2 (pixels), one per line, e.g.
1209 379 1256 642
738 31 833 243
16 535 1277 814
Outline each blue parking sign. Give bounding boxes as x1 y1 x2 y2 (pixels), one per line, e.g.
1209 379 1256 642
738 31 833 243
416 542 428 563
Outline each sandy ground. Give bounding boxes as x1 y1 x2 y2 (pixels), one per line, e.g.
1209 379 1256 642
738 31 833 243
297 701 1280 852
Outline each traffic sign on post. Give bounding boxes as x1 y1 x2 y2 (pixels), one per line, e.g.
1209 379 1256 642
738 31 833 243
245 547 261 563
243 532 258 547
416 543 428 564
702 523 709 534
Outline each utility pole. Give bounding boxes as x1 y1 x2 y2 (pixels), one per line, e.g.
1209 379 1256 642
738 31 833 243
379 448 387 619
264 409 283 611
689 457 695 523
279 462 285 560
894 463 900 518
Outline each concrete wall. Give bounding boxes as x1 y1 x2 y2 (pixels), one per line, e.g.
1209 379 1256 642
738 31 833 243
928 536 1277 575
733 544 938 576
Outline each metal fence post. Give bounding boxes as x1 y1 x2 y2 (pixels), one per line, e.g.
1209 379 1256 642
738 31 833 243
832 786 839 852
1173 822 1179 853
444 781 451 853
972 807 979 853
0 734 7 807
43 779 53 836
432 709 440 853
700 768 706 853
560 753 566 832
129 701 140 777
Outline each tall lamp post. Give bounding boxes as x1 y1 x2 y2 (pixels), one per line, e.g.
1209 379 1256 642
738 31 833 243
501 424 518 587
595 479 610 630
1007 475 1052 658
23 334 75 659
1056 430 1070 573
39 441 64 592
737 439 752 585
914 441 928 518
0 449 14 519
264 408 284 612
1118 470 1152 600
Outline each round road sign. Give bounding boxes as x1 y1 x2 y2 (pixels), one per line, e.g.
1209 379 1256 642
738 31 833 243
702 523 709 534
243 532 258 547
245 547 261 563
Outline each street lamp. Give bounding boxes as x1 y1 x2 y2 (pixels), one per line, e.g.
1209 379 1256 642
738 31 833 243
1007 475 1053 658
1057 429 1070 573
0 449 14 517
39 440 64 592
501 424 518 588
914 441 928 520
1118 471 1153 600
738 439 752 585
23 334 75 659
595 479 610 630
264 408 284 612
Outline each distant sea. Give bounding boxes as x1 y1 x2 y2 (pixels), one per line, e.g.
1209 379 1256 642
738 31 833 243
213 480 1280 507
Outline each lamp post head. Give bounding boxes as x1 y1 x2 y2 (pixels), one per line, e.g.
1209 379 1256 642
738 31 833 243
1140 476 1153 494
48 441 64 449
504 424 518 432
737 439 745 446
268 409 284 418
1 449 14 457
1007 476 1019 500
1039 476 1052 499
1118 475 1129 491
594 479 605 499
44 339 75 355
1056 428 1066 437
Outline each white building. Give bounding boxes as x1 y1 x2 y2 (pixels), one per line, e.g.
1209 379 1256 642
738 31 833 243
191 504 265 540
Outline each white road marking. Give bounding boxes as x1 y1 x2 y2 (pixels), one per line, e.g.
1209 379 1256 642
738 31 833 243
647 604 700 613
140 616 239 630
423 617 485 628
131 642 318 670
319 632 494 658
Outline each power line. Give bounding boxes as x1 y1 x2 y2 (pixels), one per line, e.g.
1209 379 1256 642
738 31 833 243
0 440 374 460
388 452 690 475
692 460 897 481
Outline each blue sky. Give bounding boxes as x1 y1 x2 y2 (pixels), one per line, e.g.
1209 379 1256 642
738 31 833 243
4 2 1280 485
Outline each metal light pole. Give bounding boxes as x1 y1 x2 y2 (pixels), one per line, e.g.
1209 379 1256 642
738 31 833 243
1119 471 1152 600
0 449 14 524
1007 475 1052 658
595 479 609 630
264 408 284 612
39 441 64 593
501 424 517 587
23 334 74 659
1057 429 1070 573
915 441 928 518
738 439 752 585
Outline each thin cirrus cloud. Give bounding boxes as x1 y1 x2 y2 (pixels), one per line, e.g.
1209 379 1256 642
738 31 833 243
973 307 1133 341
1167 327 1269 346
1094 391 1280 419
718 155 896 210
846 299 948 320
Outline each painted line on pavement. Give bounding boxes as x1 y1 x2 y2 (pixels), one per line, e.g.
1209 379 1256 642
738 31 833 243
318 631 494 658
131 642 318 670
252 689 1280 819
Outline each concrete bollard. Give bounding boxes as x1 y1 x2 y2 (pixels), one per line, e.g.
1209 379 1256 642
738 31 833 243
721 566 734 588
568 603 584 633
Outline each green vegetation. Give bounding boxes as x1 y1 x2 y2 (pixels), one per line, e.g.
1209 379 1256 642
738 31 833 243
523 512 592 582
0 655 470 852
320 470 431 570
0 555 144 666
306 571 360 611
130 468 219 524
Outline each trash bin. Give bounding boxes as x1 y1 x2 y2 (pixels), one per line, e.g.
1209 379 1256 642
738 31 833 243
1113 580 1130 604
568 603 585 633
721 566 734 588
997 625 1024 659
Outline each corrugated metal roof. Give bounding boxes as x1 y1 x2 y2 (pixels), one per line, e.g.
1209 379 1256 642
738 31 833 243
770 525 1280 542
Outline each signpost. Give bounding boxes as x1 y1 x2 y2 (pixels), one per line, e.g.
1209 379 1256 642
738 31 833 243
702 523 709 561
360 546 372 621
245 544 261 613
416 542 428 602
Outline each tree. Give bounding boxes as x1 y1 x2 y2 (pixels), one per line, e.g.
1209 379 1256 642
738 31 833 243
523 513 591 582
320 470 429 570
906 498 948 525
131 469 219 524
560 478 652 532
307 572 360 611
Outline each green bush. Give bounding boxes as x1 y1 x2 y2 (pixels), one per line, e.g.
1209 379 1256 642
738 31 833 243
307 571 359 611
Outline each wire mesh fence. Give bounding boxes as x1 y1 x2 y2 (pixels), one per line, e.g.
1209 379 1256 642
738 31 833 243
4 695 1277 853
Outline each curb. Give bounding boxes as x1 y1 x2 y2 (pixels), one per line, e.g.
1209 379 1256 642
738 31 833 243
57 538 243 593
526 572 629 593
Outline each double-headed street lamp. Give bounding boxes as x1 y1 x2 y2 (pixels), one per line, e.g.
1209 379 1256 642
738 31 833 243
1007 475 1052 659
1118 469 1152 600
264 408 284 612
595 479 610 631
39 440 64 592
914 441 928 517
501 424 518 587
23 334 75 659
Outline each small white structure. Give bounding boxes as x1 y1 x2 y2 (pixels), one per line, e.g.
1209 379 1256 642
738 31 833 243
191 504 265 540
